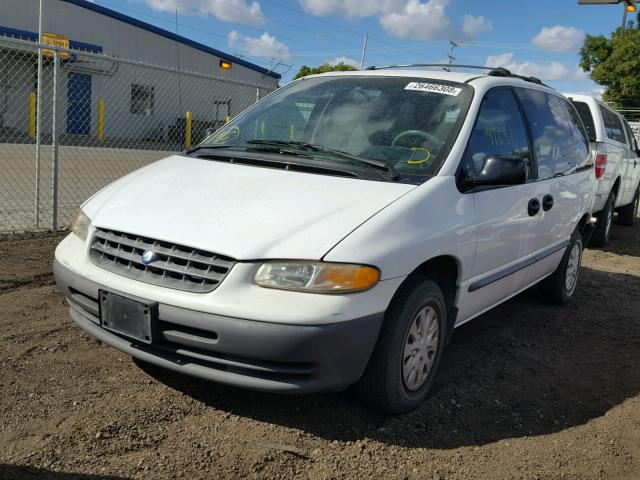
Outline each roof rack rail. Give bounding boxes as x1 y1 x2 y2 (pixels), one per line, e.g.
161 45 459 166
366 63 510 75
365 63 550 88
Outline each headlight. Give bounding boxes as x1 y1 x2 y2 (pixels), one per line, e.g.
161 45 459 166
254 262 380 293
70 209 91 241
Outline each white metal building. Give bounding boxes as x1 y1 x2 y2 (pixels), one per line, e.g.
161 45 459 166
0 0 280 141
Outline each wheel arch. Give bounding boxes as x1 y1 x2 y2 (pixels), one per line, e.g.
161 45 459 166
385 255 460 344
612 176 621 198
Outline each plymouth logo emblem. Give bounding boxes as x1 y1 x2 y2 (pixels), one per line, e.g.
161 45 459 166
141 250 156 265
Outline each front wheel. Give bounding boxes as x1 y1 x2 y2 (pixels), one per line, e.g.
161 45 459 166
617 186 639 226
539 230 583 305
355 277 447 414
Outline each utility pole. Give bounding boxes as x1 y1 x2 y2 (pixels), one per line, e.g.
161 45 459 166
577 0 637 34
444 41 457 72
621 2 629 33
35 0 43 228
360 34 368 70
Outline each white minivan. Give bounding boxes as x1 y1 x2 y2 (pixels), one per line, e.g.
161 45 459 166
565 94 640 244
54 67 596 413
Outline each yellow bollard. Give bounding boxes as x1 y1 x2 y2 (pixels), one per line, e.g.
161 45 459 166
29 92 36 138
185 111 192 148
97 100 104 142
226 115 231 124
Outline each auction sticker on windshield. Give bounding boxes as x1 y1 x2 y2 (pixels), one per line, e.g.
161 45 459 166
404 82 462 96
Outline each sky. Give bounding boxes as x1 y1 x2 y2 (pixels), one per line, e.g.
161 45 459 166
88 0 633 93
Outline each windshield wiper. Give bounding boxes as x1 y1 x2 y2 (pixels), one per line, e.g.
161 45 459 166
185 144 244 155
246 140 400 180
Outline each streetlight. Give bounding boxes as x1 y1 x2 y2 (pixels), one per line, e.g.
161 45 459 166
578 0 637 33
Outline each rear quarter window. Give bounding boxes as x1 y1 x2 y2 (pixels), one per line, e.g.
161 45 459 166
599 105 627 144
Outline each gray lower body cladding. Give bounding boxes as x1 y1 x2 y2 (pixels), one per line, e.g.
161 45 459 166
53 260 384 393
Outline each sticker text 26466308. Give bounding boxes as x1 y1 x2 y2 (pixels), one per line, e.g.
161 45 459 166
404 82 462 96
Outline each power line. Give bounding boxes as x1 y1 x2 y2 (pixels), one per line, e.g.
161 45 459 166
92 1 331 65
95 0 403 66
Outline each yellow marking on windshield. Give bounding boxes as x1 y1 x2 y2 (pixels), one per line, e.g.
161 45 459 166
211 125 240 144
407 147 431 165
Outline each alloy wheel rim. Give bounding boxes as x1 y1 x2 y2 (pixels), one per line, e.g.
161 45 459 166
402 305 439 391
565 243 581 294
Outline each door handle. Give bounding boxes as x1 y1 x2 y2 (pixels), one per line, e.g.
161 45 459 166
528 198 540 216
542 194 554 211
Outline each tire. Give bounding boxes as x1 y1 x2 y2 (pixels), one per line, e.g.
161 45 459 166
617 186 639 226
539 230 583 305
355 276 447 414
590 192 615 246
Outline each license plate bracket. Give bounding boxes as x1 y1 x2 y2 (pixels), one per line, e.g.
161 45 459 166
99 290 156 344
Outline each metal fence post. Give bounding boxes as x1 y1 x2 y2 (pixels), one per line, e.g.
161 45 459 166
34 10 44 229
0 35 278 234
51 50 59 231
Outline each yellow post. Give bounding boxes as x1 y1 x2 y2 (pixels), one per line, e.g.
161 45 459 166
185 111 192 148
226 115 231 124
97 100 104 142
29 92 36 138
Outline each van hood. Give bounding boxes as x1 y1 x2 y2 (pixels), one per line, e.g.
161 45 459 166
84 155 416 260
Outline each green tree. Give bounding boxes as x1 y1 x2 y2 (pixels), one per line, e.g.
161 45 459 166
294 62 357 80
580 18 640 107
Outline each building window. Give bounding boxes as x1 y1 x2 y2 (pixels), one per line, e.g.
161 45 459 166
213 99 231 123
131 84 154 116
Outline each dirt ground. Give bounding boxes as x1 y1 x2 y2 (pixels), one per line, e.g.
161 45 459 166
1 222 639 480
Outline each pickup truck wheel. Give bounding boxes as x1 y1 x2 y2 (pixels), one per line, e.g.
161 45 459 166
355 277 446 415
590 192 615 246
539 230 583 305
617 186 639 226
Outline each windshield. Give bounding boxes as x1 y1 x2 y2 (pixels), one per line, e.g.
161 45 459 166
200 75 473 180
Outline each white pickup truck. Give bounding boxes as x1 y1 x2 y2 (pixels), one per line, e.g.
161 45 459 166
565 94 640 245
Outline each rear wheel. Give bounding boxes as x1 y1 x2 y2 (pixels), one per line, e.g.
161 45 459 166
539 230 583 305
617 186 639 226
355 277 446 414
591 192 615 246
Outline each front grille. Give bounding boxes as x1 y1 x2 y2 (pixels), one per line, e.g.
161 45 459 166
89 228 236 293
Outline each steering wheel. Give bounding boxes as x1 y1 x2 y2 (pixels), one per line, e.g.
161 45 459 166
392 129 443 149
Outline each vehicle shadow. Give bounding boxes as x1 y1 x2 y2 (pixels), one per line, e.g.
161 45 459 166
139 262 640 450
0 464 130 480
591 221 640 257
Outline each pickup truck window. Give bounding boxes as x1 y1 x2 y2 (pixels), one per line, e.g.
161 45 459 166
623 119 638 151
600 105 626 144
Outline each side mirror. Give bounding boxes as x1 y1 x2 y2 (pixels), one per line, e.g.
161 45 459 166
201 127 216 141
472 155 527 187
635 149 640 157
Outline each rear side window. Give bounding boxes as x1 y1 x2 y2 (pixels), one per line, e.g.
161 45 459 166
623 120 638 151
571 101 596 142
599 105 626 144
516 89 584 180
463 88 531 178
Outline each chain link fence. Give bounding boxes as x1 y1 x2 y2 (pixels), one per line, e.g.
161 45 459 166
0 36 276 234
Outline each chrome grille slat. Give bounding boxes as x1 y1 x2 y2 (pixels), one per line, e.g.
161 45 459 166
89 228 236 293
